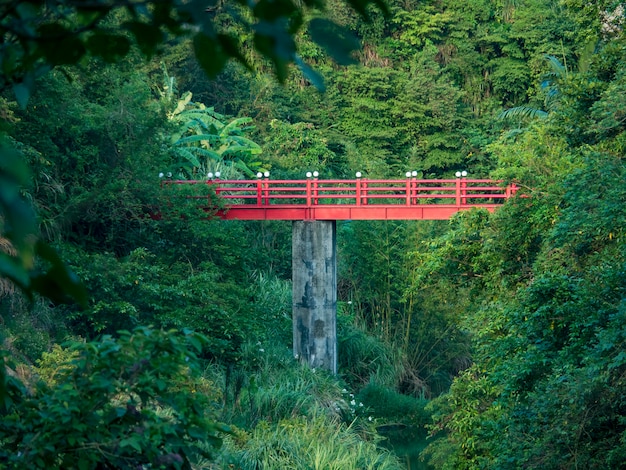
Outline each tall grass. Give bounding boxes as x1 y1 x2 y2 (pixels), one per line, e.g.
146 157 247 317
338 320 406 389
222 412 403 469
216 338 404 469
225 340 344 426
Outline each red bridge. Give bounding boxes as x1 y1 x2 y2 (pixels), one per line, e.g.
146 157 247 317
165 177 518 220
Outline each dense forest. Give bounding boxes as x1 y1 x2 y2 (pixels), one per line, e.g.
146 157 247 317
1 0 625 468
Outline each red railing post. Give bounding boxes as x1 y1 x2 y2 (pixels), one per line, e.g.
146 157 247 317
355 176 361 206
405 174 411 206
510 183 518 196
362 179 368 205
313 176 318 205
455 177 461 206
461 177 467 205
256 178 262 205
263 176 270 205
306 177 312 206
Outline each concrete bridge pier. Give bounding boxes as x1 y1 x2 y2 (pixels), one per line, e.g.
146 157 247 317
292 220 337 374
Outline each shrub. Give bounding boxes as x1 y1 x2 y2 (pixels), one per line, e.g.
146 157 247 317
0 327 227 469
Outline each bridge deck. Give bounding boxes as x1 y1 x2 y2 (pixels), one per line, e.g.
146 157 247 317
164 178 518 220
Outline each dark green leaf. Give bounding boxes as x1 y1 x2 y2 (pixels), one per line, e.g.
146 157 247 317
295 56 326 91
12 83 30 109
125 21 163 57
31 241 88 307
308 19 360 66
36 25 87 65
0 253 30 290
252 0 298 22
86 33 131 62
217 34 252 71
345 0 390 19
193 33 228 78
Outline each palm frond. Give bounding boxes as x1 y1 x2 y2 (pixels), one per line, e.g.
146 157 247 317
544 54 567 77
221 117 253 137
185 147 222 161
499 106 548 120
175 134 222 146
171 148 201 167
226 136 262 153
221 145 262 158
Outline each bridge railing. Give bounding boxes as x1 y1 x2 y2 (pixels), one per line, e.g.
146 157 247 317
164 178 518 207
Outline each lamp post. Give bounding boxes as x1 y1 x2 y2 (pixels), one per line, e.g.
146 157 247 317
311 171 319 205
455 170 468 205
355 172 365 205
262 171 270 205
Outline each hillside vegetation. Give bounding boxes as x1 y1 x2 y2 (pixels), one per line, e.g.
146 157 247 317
1 0 625 468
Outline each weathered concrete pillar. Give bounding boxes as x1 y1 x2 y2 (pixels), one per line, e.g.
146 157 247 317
292 220 337 374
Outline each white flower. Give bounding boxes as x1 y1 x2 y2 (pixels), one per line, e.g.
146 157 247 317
259 348 265 353
342 389 348 393
359 402 363 407
350 399 356 406
312 368 316 373
368 416 373 422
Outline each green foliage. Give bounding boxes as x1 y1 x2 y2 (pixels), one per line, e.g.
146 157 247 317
164 87 263 178
2 0 626 467
263 119 346 177
0 137 87 305
237 348 343 426
358 382 429 425
57 246 259 364
0 297 56 361
423 122 626 468
0 0 389 108
327 44 474 176
223 412 402 469
0 327 227 469
390 6 453 55
216 339 405 469
338 318 404 389
339 218 476 397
